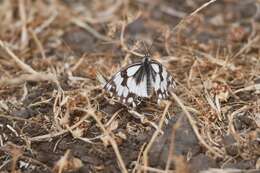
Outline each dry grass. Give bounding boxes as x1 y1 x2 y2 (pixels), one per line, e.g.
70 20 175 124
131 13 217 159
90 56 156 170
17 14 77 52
0 0 259 173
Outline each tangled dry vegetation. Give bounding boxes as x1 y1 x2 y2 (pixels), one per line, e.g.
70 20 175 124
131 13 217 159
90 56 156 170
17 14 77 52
0 0 259 173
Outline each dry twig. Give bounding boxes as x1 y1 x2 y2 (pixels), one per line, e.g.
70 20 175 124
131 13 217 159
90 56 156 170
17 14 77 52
76 108 128 173
29 29 46 59
18 0 28 50
0 40 36 74
29 111 90 142
170 91 224 158
173 0 217 32
120 21 144 57
71 18 113 42
0 40 59 87
83 0 124 24
142 101 171 173
234 84 260 94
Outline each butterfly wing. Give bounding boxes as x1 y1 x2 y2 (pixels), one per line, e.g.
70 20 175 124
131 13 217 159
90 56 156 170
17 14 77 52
150 60 175 99
104 58 175 107
104 63 148 106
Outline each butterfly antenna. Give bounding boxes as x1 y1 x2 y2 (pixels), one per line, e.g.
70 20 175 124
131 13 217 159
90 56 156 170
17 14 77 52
147 40 154 56
141 41 150 57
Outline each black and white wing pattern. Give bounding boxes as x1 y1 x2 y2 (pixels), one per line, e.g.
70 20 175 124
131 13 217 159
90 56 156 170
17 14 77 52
149 59 175 99
104 56 175 107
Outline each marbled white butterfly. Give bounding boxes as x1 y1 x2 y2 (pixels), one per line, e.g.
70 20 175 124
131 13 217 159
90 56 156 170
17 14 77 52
104 55 175 107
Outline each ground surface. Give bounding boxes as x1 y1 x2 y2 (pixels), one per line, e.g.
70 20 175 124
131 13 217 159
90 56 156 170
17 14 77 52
0 0 259 173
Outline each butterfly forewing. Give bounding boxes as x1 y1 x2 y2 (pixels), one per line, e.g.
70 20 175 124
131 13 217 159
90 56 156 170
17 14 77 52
104 63 146 105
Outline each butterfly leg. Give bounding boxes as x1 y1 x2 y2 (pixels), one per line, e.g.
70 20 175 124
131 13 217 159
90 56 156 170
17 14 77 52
157 98 162 105
131 101 136 108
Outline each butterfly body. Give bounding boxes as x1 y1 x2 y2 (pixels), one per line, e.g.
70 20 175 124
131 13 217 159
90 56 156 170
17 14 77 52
104 56 175 107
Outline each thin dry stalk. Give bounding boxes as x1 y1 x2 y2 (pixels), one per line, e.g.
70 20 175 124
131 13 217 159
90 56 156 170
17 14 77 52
34 11 58 34
91 111 128 173
21 82 28 101
0 142 23 173
164 26 172 55
173 0 217 32
97 0 124 18
204 84 222 121
29 29 46 59
18 0 28 50
132 143 146 173
29 111 90 142
176 81 204 115
160 5 186 18
173 156 190 173
165 115 183 171
77 108 128 173
128 110 163 133
57 150 70 173
228 105 250 143
170 91 224 158
201 168 259 173
83 0 124 24
120 21 144 57
71 18 113 42
53 89 66 131
0 113 41 125
71 54 86 72
194 49 236 71
0 159 11 171
136 164 174 173
0 40 37 74
105 108 124 127
190 0 217 16
233 35 260 58
187 59 198 88
20 155 52 171
0 40 60 87
142 101 171 173
0 73 58 86
234 84 260 94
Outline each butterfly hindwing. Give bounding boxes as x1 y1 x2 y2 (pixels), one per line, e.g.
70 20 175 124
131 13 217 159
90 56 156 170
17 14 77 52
150 61 175 99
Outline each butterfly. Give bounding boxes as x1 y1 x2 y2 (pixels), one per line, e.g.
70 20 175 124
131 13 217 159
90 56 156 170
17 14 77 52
104 55 175 107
